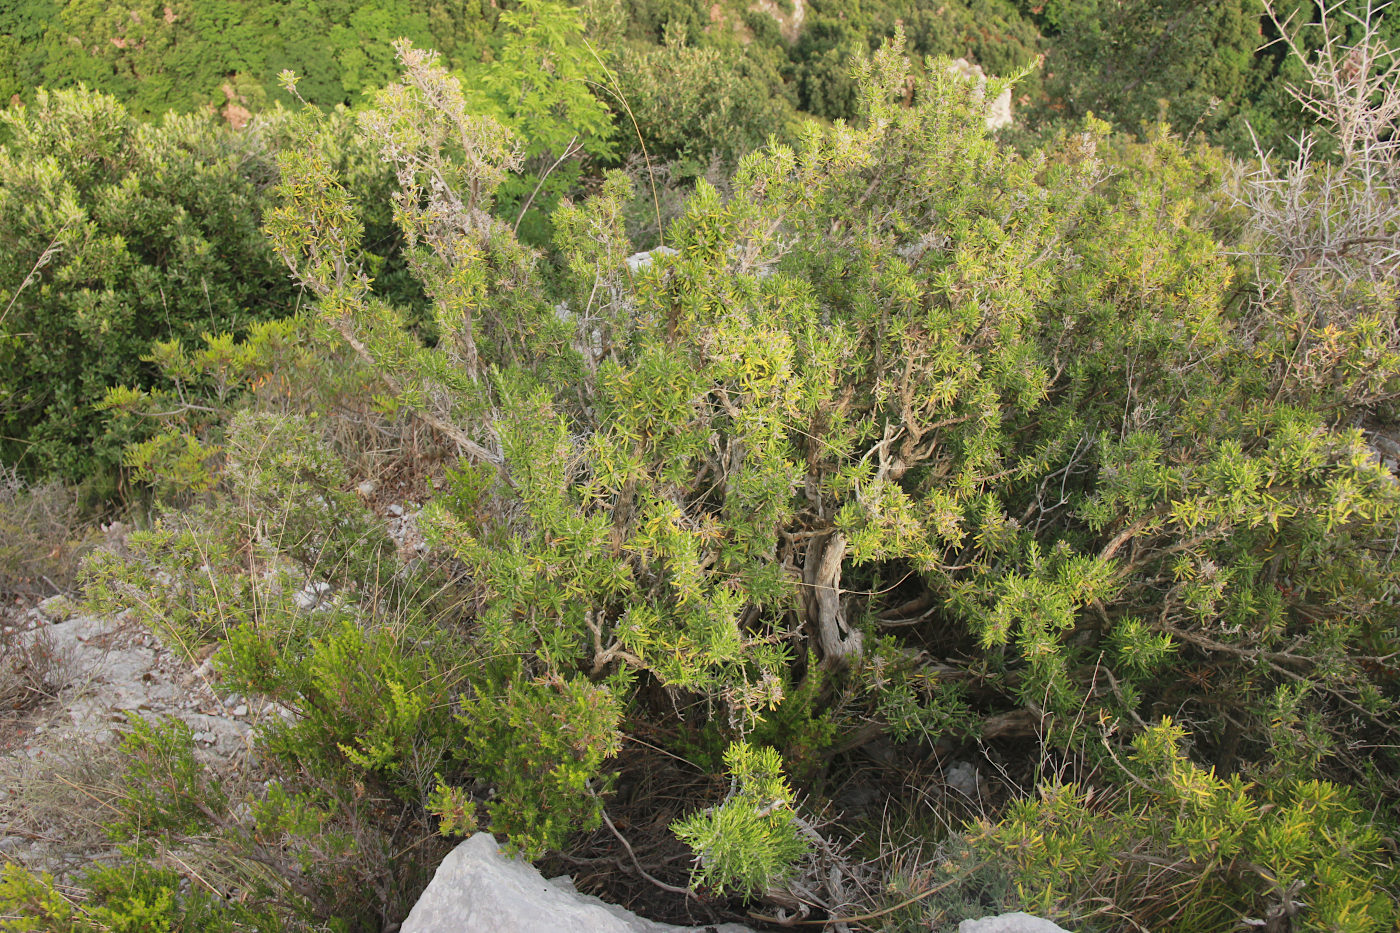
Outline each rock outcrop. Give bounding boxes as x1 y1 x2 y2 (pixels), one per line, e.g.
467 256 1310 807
625 245 679 274
749 0 805 43
0 598 264 874
401 833 754 933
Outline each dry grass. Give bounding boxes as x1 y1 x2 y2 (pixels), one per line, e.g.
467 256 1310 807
0 738 127 876
0 621 71 740
0 467 105 600
1235 1 1400 408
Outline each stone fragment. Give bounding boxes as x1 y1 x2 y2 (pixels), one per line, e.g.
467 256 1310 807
401 833 754 933
293 581 333 611
624 246 678 275
945 760 981 797
945 58 1013 130
958 913 1072 933
37 595 76 622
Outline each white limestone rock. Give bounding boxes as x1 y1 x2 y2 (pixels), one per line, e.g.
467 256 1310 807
625 246 678 274
292 580 333 611
946 58 1014 131
958 912 1072 933
401 833 754 933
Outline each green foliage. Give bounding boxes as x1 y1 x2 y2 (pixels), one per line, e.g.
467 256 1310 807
467 0 614 163
1019 0 1400 155
787 0 1041 122
0 87 292 480
83 504 447 783
0 0 57 102
0 836 288 932
1030 0 1266 140
227 618 465 801
35 10 1400 923
82 860 284 933
456 669 623 857
425 779 479 837
972 719 1398 931
80 511 456 928
3 0 491 117
0 863 76 932
861 637 977 745
9 0 1388 168
671 742 809 896
109 712 226 840
84 511 259 647
746 655 840 783
610 24 799 172
456 0 615 240
223 410 400 589
621 0 707 43
239 32 1400 899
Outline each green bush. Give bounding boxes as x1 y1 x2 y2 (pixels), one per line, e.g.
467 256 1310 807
250 31 1399 918
453 668 624 857
55 16 1400 929
0 860 286 932
1028 0 1265 138
0 88 293 480
108 712 226 840
609 24 799 173
0 0 491 118
458 1 615 200
671 742 809 896
788 0 1041 123
971 719 1397 931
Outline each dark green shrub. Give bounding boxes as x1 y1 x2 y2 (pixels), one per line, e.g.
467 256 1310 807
1 0 491 118
451 668 624 857
1030 0 1264 137
789 0 1041 122
610 26 799 172
0 88 293 480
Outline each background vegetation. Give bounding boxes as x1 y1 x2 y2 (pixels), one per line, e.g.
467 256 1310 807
0 0 1398 931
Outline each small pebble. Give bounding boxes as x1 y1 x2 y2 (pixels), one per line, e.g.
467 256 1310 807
233 705 248 717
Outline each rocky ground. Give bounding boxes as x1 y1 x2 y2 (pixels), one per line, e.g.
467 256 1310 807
0 489 432 883
0 593 272 878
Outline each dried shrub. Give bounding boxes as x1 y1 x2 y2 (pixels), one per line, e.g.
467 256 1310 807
0 623 68 722
0 468 103 599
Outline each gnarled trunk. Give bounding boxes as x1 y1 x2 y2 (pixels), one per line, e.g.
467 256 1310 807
802 531 863 668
